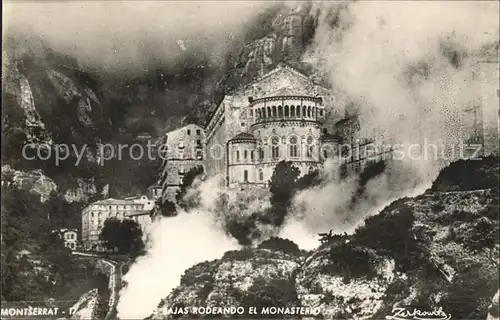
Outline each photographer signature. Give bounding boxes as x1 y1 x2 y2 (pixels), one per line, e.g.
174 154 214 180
386 307 452 320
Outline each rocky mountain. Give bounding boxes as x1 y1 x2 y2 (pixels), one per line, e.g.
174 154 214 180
150 157 499 319
2 2 325 199
2 44 108 199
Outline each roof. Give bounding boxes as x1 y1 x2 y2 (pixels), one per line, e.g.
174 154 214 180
205 63 324 129
262 87 310 98
51 228 78 233
229 132 257 142
320 132 342 142
124 196 141 200
91 198 137 205
234 63 318 94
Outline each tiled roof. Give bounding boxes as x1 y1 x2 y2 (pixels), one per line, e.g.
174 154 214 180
229 132 257 142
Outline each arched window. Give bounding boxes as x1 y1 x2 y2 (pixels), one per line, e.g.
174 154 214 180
243 170 248 182
308 106 312 117
284 105 289 117
289 136 298 157
236 150 240 162
267 107 272 117
271 136 280 159
323 149 328 159
244 150 248 160
259 148 265 160
272 106 277 117
306 136 314 158
290 105 295 117
296 105 301 117
278 106 283 117
307 146 314 158
272 146 280 159
256 109 260 119
262 108 266 118
303 106 307 117
259 169 264 181
251 151 255 161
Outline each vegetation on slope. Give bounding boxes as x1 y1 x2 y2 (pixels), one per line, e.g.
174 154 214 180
155 156 499 319
429 155 499 192
0 187 108 307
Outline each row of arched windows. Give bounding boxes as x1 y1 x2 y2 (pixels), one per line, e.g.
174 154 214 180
254 105 323 120
233 145 316 162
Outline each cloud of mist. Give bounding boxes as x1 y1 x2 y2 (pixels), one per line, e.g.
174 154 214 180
117 175 240 319
3 1 278 72
280 1 499 248
305 1 498 151
280 159 434 251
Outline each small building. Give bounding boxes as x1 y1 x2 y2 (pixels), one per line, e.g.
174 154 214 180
52 228 78 251
158 124 205 203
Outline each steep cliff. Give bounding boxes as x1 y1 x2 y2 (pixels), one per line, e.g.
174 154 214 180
2 45 107 199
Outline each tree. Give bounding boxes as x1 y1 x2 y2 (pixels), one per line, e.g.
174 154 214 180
268 161 300 226
257 237 301 256
99 218 122 252
176 165 204 208
120 219 145 257
353 203 419 272
159 199 177 217
99 218 144 255
295 169 321 191
1 187 95 303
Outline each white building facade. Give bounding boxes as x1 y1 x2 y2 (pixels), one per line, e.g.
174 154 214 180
52 228 78 250
81 196 155 250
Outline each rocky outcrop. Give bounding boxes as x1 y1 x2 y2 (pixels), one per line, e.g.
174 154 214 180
63 178 98 203
151 249 302 319
149 186 498 319
46 70 97 127
2 165 57 202
295 246 397 319
69 289 101 320
3 59 52 145
487 290 499 320
216 3 317 95
2 49 105 172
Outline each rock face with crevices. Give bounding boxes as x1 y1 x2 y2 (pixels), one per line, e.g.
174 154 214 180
149 158 499 320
